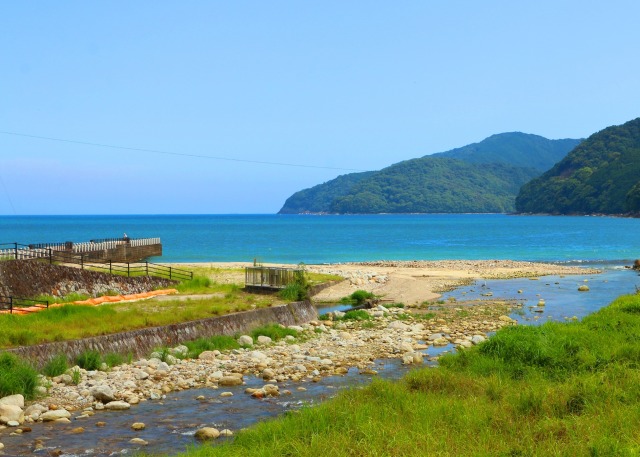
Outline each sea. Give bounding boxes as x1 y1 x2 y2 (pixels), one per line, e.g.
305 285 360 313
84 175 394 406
1 213 639 265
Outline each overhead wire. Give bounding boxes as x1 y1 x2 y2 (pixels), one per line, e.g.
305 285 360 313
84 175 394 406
0 130 369 172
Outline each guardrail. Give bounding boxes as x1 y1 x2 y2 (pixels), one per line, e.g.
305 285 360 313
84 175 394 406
0 243 192 281
0 295 49 314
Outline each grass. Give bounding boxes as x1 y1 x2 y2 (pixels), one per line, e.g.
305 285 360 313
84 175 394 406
42 354 69 377
75 350 102 370
185 335 241 358
0 352 39 399
335 309 371 321
250 324 298 341
172 293 640 456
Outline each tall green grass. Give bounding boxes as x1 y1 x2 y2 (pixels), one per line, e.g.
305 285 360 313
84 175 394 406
0 353 39 399
250 324 298 341
174 293 640 456
185 335 240 358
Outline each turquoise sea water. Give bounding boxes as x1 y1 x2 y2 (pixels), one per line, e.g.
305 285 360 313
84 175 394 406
1 214 639 264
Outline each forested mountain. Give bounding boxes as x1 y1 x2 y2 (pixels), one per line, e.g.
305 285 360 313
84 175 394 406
279 133 581 214
516 118 640 215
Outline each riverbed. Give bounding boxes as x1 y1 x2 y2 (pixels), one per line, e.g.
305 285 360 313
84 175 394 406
1 265 639 456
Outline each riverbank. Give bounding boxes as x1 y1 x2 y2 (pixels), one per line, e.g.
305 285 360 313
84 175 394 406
182 260 600 305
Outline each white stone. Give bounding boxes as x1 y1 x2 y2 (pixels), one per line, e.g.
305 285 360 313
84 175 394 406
288 325 304 332
257 335 272 345
198 351 217 361
0 394 24 408
195 427 220 440
237 335 253 346
104 401 131 411
0 405 24 424
471 335 486 345
90 385 115 403
388 321 409 331
40 409 71 421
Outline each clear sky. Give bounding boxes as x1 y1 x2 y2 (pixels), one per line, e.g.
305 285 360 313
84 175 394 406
1 1 639 215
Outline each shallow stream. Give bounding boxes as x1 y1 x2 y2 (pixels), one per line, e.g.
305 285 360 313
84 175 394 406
2 264 639 456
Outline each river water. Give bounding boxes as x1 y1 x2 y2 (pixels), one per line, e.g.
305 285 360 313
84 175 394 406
2 265 639 456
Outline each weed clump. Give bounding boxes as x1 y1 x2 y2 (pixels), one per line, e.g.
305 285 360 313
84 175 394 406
42 354 69 377
0 353 39 399
75 350 102 370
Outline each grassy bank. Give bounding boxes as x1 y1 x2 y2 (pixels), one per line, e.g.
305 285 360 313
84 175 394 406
175 293 640 456
0 269 338 349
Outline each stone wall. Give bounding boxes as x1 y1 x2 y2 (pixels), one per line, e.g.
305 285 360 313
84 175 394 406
4 301 318 368
81 243 162 263
0 260 175 298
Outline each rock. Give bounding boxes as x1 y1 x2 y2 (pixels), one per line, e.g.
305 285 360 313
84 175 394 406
220 392 233 398
537 299 546 306
0 394 25 408
0 442 4 450
7 420 19 427
104 401 131 411
219 376 243 386
71 427 85 434
237 335 253 346
198 351 217 361
0 405 24 424
578 285 590 292
263 384 280 397
90 385 115 403
195 427 220 440
288 325 304 332
471 335 486 345
220 429 233 437
40 409 71 422
130 438 149 445
262 368 276 380
388 321 409 331
131 422 145 431
257 335 272 345
498 315 517 324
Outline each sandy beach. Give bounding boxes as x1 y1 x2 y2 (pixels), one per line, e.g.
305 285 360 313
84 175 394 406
182 260 601 305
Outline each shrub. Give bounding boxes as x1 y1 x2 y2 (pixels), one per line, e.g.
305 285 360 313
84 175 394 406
0 353 39 399
42 354 69 377
76 350 102 370
103 353 126 368
177 276 212 293
279 265 310 302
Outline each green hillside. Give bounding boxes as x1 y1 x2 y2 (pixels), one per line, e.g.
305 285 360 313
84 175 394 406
516 118 640 215
279 133 581 214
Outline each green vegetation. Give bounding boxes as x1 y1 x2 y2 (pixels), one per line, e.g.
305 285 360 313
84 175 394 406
176 275 212 293
75 350 102 370
185 335 240 358
336 309 371 321
42 354 69 377
517 117 640 214
250 324 298 341
279 133 580 214
175 293 640 456
279 265 311 302
0 353 39 399
339 290 375 306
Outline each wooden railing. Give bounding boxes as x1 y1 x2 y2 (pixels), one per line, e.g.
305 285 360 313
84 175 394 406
0 243 192 282
0 295 49 314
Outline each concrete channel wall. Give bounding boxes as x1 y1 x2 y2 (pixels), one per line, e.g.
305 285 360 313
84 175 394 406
5 301 318 368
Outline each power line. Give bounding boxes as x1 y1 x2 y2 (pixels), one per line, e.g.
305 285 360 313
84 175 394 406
0 130 369 172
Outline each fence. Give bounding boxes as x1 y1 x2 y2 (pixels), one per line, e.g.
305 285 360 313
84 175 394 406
0 242 192 282
0 296 49 314
245 266 301 290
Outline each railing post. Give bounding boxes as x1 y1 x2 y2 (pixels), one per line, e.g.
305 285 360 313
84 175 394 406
14 242 17 260
49 248 53 264
127 263 130 277
109 260 112 274
81 254 84 269
169 266 172 280
9 296 12 314
146 261 149 276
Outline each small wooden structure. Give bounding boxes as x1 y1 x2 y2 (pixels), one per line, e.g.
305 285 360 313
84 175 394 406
245 266 301 292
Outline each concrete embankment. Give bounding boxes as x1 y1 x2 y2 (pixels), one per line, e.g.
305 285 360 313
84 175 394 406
6 301 317 367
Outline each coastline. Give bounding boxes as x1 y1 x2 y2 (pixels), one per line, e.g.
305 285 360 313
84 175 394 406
177 259 601 305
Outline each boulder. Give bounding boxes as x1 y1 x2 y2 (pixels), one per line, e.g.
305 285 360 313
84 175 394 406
237 335 253 346
0 404 24 424
198 351 217 361
131 422 145 431
104 401 131 411
130 438 148 445
578 285 590 292
40 409 71 422
257 335 272 345
219 376 243 386
195 427 220 440
90 385 115 403
0 394 24 408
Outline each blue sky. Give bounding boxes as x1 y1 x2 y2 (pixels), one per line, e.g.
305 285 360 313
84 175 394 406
1 1 639 215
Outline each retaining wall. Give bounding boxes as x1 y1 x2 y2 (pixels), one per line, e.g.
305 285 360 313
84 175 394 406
5 301 318 368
